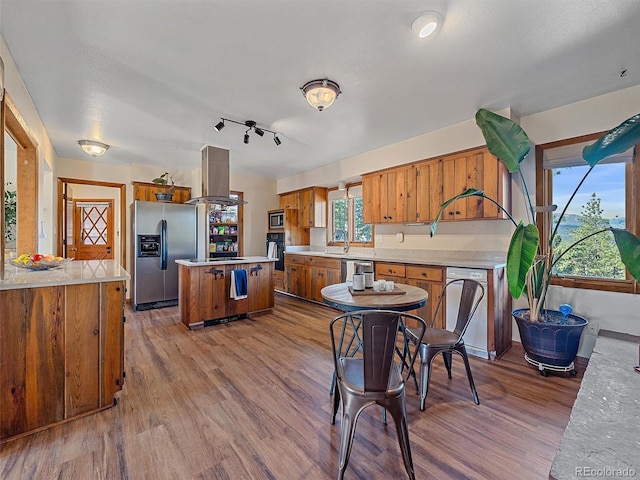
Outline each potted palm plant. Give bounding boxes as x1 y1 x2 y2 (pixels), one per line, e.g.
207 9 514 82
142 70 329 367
430 109 640 373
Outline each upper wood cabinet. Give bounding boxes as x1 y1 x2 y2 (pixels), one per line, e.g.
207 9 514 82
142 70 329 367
363 146 510 224
362 168 413 224
132 181 192 204
278 187 327 228
279 192 299 210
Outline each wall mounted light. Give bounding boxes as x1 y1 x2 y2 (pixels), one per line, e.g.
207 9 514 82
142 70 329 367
300 78 341 111
214 117 282 146
78 140 110 157
337 181 346 191
412 11 442 38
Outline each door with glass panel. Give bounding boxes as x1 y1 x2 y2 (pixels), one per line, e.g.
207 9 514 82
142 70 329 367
73 199 114 260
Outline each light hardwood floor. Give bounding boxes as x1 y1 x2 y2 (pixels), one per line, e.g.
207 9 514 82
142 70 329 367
0 293 582 479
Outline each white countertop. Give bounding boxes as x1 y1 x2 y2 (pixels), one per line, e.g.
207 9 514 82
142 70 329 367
284 249 506 270
175 256 277 267
1 259 130 290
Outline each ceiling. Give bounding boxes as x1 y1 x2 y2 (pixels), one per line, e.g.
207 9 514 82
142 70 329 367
2 1 640 180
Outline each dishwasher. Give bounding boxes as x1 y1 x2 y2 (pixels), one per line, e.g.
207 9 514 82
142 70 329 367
445 267 489 359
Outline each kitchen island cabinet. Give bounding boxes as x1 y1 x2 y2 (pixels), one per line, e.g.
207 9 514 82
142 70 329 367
176 257 276 329
0 260 129 442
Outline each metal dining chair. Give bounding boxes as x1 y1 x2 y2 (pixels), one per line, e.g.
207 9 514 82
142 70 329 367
329 310 427 480
407 278 485 411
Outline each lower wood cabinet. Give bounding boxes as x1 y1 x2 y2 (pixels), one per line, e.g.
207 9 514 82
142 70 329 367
375 262 445 329
179 262 274 329
0 280 125 441
284 254 341 303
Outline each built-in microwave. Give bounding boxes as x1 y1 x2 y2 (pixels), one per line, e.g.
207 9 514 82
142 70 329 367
268 210 284 229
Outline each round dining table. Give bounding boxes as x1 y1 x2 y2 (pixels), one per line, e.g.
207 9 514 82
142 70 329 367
321 282 428 312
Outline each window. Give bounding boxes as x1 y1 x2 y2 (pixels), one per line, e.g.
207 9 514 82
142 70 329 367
536 133 639 293
328 184 373 247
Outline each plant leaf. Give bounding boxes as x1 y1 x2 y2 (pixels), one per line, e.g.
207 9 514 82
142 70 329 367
582 113 640 167
506 222 539 298
430 188 484 237
611 228 640 282
475 109 531 173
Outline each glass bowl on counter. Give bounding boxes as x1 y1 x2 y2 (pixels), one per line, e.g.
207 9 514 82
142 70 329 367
8 256 73 271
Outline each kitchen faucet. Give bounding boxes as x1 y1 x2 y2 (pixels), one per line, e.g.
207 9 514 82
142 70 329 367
335 229 349 254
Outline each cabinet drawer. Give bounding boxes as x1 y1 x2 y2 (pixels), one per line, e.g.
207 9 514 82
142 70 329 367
406 265 444 282
375 263 406 278
284 254 341 270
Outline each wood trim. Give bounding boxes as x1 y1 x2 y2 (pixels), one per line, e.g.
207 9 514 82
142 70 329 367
56 177 127 267
3 93 38 257
0 93 4 276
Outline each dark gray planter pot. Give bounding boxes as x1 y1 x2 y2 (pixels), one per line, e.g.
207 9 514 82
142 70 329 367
513 308 588 369
154 192 174 202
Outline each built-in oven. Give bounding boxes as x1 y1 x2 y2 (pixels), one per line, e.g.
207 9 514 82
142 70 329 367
268 210 284 229
266 232 285 271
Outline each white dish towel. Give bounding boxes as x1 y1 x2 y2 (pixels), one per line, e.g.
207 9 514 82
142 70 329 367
345 261 355 282
267 241 277 259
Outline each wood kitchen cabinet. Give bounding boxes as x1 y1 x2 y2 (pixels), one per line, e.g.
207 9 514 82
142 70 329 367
279 187 327 228
418 147 508 221
284 254 341 302
375 262 444 328
0 280 125 441
132 181 192 203
179 261 274 329
362 146 509 224
362 167 412 224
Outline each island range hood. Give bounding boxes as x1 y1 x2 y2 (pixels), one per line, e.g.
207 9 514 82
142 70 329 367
186 145 247 206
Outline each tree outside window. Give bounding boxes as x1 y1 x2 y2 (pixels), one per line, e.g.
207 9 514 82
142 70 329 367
329 186 372 246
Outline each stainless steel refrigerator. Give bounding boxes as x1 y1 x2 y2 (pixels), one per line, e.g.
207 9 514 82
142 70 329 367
132 200 197 311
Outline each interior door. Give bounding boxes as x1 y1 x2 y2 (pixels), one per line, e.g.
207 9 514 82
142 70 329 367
73 200 114 260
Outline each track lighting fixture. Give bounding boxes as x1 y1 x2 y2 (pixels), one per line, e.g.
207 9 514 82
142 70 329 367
214 117 282 146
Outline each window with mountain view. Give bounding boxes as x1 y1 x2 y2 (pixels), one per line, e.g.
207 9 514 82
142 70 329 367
551 162 626 279
539 134 639 293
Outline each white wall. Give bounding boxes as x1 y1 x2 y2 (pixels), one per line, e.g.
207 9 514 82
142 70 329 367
281 87 640 341
2 36 57 254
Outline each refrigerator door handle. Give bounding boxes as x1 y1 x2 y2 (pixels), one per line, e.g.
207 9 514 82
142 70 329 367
160 219 168 270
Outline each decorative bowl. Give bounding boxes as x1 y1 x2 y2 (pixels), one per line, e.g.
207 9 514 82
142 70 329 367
8 257 72 271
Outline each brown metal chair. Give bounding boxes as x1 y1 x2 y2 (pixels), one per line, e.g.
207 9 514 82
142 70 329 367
329 310 426 480
407 278 484 411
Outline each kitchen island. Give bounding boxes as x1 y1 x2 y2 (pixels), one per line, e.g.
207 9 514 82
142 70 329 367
0 260 129 442
176 257 276 329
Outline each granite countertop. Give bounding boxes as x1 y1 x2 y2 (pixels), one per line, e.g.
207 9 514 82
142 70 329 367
550 334 640 479
175 256 277 267
284 249 506 270
1 259 130 290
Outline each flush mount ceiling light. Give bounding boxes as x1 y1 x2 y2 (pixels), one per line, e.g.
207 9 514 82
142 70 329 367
412 11 442 38
300 78 341 111
214 117 282 146
78 140 110 158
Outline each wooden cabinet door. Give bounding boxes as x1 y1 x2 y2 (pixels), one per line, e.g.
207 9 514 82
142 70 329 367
101 281 125 407
415 163 436 222
227 265 249 317
279 192 299 210
197 266 228 322
247 262 274 312
309 266 326 303
404 278 445 329
362 173 382 224
384 168 410 223
285 264 307 297
65 283 101 418
298 188 313 227
0 287 65 439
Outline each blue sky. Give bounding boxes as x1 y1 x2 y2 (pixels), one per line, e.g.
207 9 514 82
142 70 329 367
552 163 625 218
